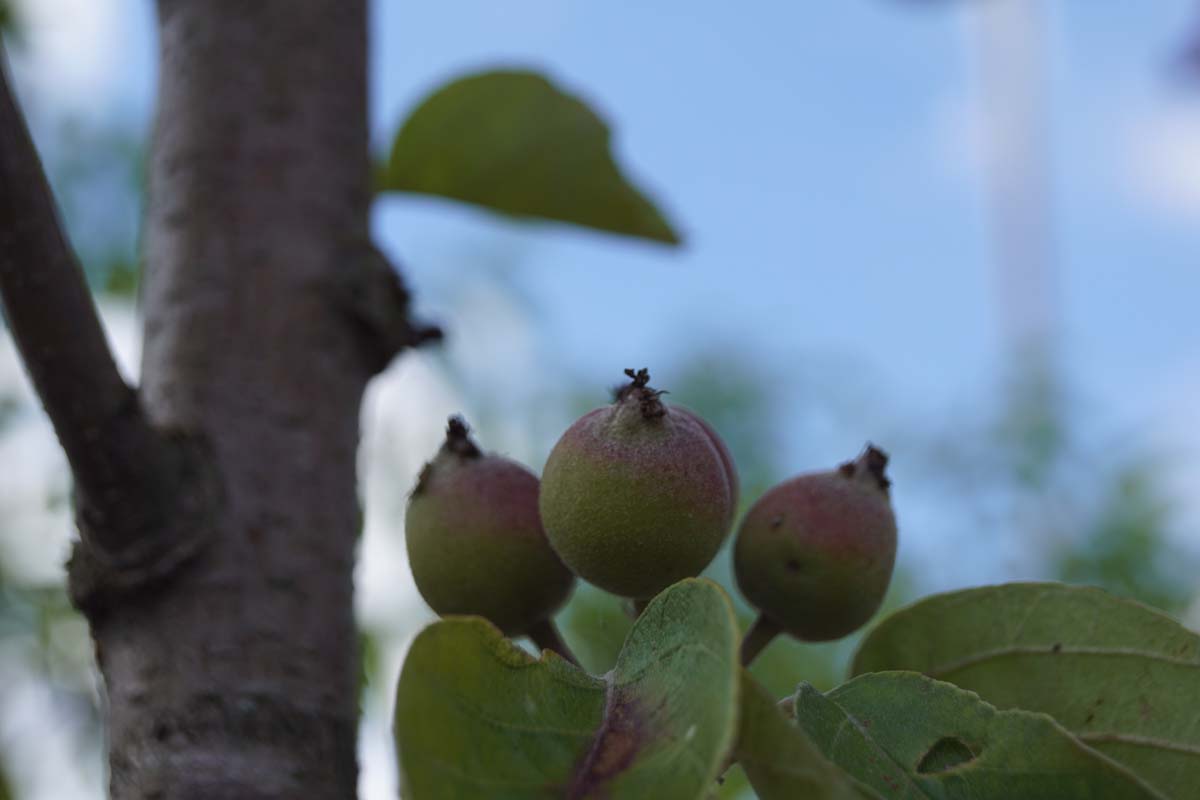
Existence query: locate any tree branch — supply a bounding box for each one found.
[333,240,442,375]
[0,44,198,567]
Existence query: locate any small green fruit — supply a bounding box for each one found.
[406,417,575,636]
[675,405,739,515]
[539,368,735,599]
[734,445,897,642]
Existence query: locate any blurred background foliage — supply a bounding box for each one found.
[3,1,1200,798]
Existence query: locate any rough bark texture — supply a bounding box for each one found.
[0,46,188,567]
[92,1,372,796]
[0,1,439,794]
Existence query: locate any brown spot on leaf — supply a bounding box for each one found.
[590,730,636,778]
[1051,642,1062,654]
[568,688,646,799]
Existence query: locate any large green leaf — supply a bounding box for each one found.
[734,671,881,800]
[793,672,1166,799]
[382,70,681,244]
[850,583,1200,799]
[394,578,739,799]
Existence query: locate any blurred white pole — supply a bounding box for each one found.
[966,0,1059,366]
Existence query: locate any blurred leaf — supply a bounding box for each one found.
[382,70,681,244]
[734,671,880,800]
[557,584,633,675]
[793,672,1165,799]
[0,0,20,39]
[852,583,1200,799]
[394,578,739,799]
[994,357,1066,488]
[1054,467,1191,614]
[665,355,783,500]
[101,258,140,297]
[714,764,752,799]
[0,394,16,432]
[357,627,383,714]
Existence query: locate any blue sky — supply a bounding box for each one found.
[368,0,1200,421]
[8,0,1200,566]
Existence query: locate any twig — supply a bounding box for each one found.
[739,613,781,667]
[0,44,184,560]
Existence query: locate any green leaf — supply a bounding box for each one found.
[100,258,140,297]
[734,671,882,800]
[394,578,739,799]
[793,672,1166,799]
[382,70,681,244]
[850,583,1200,799]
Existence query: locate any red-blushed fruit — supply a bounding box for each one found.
[406,417,575,636]
[539,369,735,599]
[674,405,739,516]
[734,445,897,642]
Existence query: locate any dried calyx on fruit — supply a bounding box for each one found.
[539,368,736,600]
[406,417,576,658]
[734,444,897,665]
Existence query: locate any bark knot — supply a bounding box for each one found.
[67,428,221,622]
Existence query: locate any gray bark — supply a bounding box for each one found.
[4,1,438,797]
[0,44,183,565]
[106,1,367,797]
[101,2,371,796]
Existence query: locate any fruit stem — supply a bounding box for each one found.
[527,619,581,667]
[739,613,781,667]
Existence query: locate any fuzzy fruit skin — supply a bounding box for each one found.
[406,429,574,637]
[675,405,739,514]
[539,380,733,600]
[734,450,896,641]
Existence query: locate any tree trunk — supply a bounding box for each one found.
[2,0,437,794]
[90,1,374,796]
[91,3,369,796]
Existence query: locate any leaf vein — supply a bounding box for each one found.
[1079,732,1200,756]
[929,645,1200,679]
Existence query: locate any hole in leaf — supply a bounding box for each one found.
[916,737,976,773]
